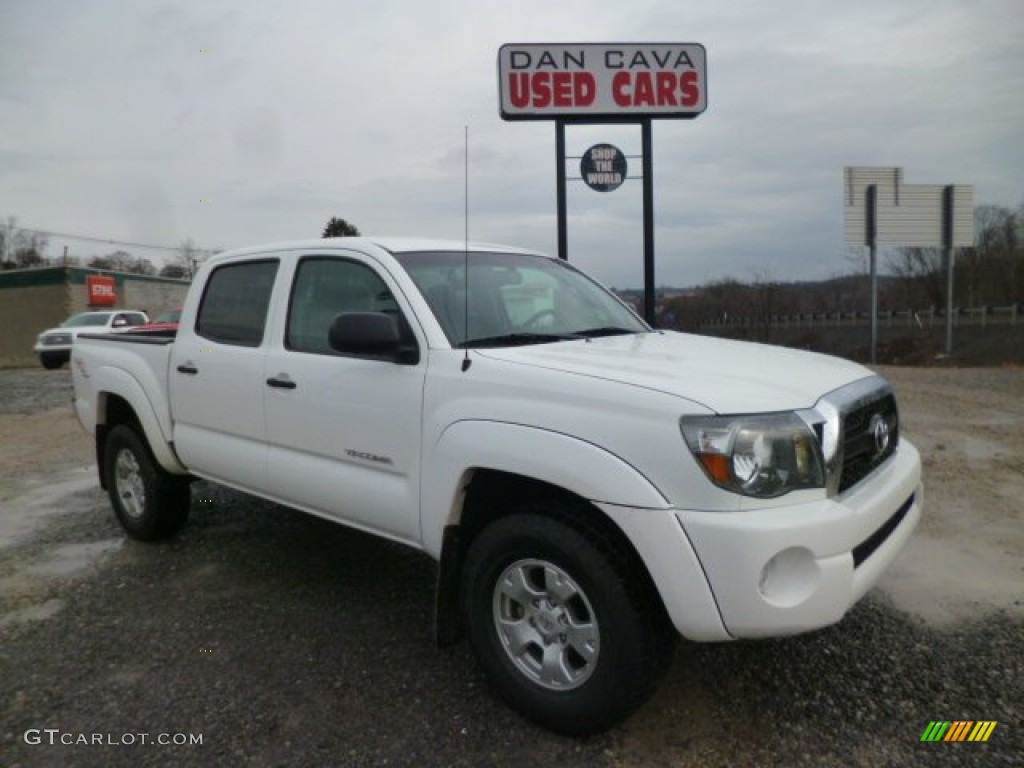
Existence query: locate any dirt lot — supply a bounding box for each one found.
[871,366,1023,625]
[0,366,1021,767]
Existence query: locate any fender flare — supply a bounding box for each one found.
[420,419,669,557]
[93,365,188,475]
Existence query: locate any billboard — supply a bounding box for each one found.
[498,43,707,120]
[843,167,974,247]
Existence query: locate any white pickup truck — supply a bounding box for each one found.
[71,237,922,735]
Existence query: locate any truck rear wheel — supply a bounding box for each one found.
[462,508,672,736]
[104,424,190,541]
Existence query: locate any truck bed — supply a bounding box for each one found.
[72,332,178,449]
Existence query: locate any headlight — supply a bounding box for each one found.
[680,413,825,498]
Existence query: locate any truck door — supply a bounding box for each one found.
[262,253,426,544]
[169,258,280,494]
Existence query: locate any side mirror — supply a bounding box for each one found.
[328,312,418,364]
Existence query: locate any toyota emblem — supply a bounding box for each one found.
[869,413,890,456]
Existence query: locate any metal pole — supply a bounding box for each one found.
[866,184,878,364]
[942,185,955,355]
[555,120,568,261]
[642,118,656,326]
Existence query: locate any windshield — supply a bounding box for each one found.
[392,251,648,347]
[61,312,112,328]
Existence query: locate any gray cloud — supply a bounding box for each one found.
[0,0,1020,287]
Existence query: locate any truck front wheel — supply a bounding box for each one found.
[39,353,64,369]
[462,509,672,736]
[104,424,190,541]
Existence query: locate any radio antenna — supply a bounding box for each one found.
[461,124,472,372]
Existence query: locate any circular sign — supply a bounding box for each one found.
[580,144,627,192]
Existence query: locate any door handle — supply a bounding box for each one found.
[176,363,199,375]
[266,376,297,390]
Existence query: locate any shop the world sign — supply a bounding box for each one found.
[498,43,707,120]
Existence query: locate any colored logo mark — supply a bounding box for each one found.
[920,721,997,742]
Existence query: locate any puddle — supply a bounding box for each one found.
[26,538,123,579]
[0,468,99,548]
[0,597,66,629]
[0,538,123,625]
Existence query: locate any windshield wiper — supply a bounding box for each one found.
[458,333,580,349]
[572,326,641,338]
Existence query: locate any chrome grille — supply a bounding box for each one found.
[805,375,900,497]
[839,391,899,493]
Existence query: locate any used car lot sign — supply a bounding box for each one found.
[498,43,707,120]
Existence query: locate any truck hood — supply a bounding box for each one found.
[475,331,873,414]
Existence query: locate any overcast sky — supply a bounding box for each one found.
[2,0,1021,289]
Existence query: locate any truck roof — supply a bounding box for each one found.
[205,237,544,267]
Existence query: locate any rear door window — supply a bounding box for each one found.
[196,260,279,346]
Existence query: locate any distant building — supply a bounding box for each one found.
[0,266,189,368]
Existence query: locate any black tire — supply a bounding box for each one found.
[104,424,190,541]
[462,507,673,736]
[40,353,64,370]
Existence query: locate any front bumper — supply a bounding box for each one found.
[599,440,921,642]
[33,340,72,354]
[678,440,921,638]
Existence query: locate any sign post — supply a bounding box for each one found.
[642,119,655,325]
[499,43,707,324]
[556,121,568,261]
[866,184,878,364]
[942,185,955,355]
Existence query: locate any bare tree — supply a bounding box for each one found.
[888,247,944,308]
[87,250,155,274]
[971,204,1020,305]
[0,216,49,268]
[843,245,869,276]
[172,237,203,279]
[0,216,17,267]
[159,263,188,279]
[13,231,48,268]
[132,257,158,276]
[730,268,779,339]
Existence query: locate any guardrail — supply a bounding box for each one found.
[692,304,1019,330]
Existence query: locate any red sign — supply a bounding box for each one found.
[498,43,707,120]
[87,275,117,306]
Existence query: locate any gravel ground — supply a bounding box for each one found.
[0,367,1020,767]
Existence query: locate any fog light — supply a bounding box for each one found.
[758,547,820,607]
